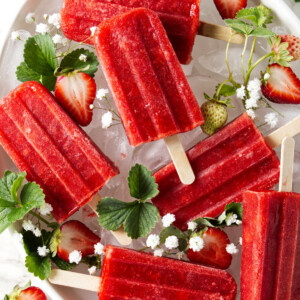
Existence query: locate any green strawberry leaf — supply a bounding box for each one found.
[249,27,275,38]
[25,254,51,280]
[128,164,159,202]
[225,202,243,220]
[16,62,41,82]
[225,19,253,35]
[41,74,57,91]
[215,84,236,98]
[22,229,52,254]
[49,227,61,257]
[235,7,261,26]
[159,225,187,251]
[51,255,76,270]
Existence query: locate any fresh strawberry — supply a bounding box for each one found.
[261,64,300,104]
[57,220,101,262]
[279,35,300,61]
[55,72,96,126]
[187,228,232,269]
[17,287,47,300]
[213,0,247,19]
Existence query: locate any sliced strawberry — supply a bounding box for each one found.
[279,35,300,61]
[55,72,96,126]
[187,228,232,269]
[17,287,47,300]
[57,220,101,262]
[213,0,247,19]
[261,64,300,104]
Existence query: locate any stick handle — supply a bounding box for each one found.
[89,194,132,246]
[279,137,295,192]
[164,135,195,185]
[48,269,98,292]
[265,116,300,149]
[198,21,245,44]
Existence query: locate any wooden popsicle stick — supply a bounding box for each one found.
[164,135,195,185]
[198,21,245,44]
[266,116,300,149]
[279,137,295,192]
[88,194,132,246]
[49,269,98,292]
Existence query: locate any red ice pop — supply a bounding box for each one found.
[49,245,237,299]
[0,82,119,223]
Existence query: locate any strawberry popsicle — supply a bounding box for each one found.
[152,113,280,230]
[0,81,119,223]
[60,0,200,64]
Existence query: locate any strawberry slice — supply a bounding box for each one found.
[279,35,300,61]
[55,72,96,126]
[261,64,300,104]
[187,228,232,269]
[57,220,101,262]
[17,287,46,300]
[213,0,247,19]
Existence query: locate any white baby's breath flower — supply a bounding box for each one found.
[247,78,261,92]
[162,213,175,227]
[187,221,197,231]
[25,13,35,24]
[264,112,278,129]
[236,220,242,225]
[249,89,261,102]
[264,73,270,80]
[245,97,259,109]
[146,234,160,249]
[102,111,113,129]
[52,34,63,44]
[37,246,50,257]
[226,243,239,254]
[90,104,95,110]
[176,251,184,260]
[36,23,50,35]
[246,109,256,120]
[189,236,204,252]
[33,228,42,237]
[62,38,69,46]
[88,266,97,275]
[79,54,87,62]
[96,88,109,100]
[39,203,53,216]
[90,26,97,36]
[48,13,61,28]
[239,237,243,245]
[69,250,82,264]
[226,214,238,226]
[43,14,49,20]
[154,249,164,257]
[94,242,104,255]
[165,235,179,249]
[11,31,20,41]
[236,85,246,99]
[22,219,35,232]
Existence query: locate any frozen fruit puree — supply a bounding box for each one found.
[152,113,280,230]
[60,0,200,64]
[98,245,237,299]
[241,191,300,300]
[94,8,203,147]
[0,82,119,223]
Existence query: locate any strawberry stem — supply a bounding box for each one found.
[241,35,249,82]
[248,37,257,70]
[29,211,51,226]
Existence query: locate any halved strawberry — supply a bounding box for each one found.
[213,0,247,19]
[187,228,232,269]
[279,35,300,61]
[55,72,96,126]
[57,220,101,262]
[261,64,300,104]
[16,287,46,300]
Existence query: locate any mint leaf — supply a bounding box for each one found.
[123,202,159,239]
[16,62,41,82]
[24,34,57,76]
[159,225,187,251]
[225,19,253,35]
[249,27,275,38]
[128,164,159,202]
[59,49,99,77]
[25,254,51,280]
[51,255,76,270]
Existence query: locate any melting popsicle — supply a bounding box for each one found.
[0,81,119,223]
[49,245,237,299]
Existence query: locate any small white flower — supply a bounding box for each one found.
[33,228,42,237]
[245,97,258,109]
[239,237,243,245]
[43,14,49,20]
[69,250,82,264]
[249,89,261,102]
[102,111,113,129]
[146,234,160,249]
[96,88,109,100]
[88,266,97,275]
[22,219,35,232]
[25,13,35,24]
[94,242,104,255]
[154,249,164,257]
[11,31,20,41]
[36,23,50,35]
[162,213,176,227]
[90,104,95,110]
[189,236,204,252]
[187,221,197,231]
[39,203,53,216]
[176,251,184,260]
[264,73,270,80]
[37,246,50,257]
[48,13,61,28]
[226,214,238,226]
[62,38,69,46]
[79,54,87,62]
[236,85,246,99]
[226,243,239,254]
[90,26,97,36]
[236,220,242,225]
[165,235,179,249]
[264,113,278,129]
[247,78,261,92]
[52,34,63,44]
[246,109,256,120]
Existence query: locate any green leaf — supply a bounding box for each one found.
[25,254,51,280]
[22,230,52,254]
[11,173,26,203]
[59,48,99,77]
[49,227,61,257]
[16,62,41,82]
[51,255,76,270]
[225,202,243,220]
[124,202,159,239]
[249,27,275,38]
[41,75,57,91]
[216,84,236,97]
[236,7,261,26]
[159,225,187,251]
[128,164,159,202]
[24,34,57,76]
[225,19,253,35]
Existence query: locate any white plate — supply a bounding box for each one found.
[0,0,300,299]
